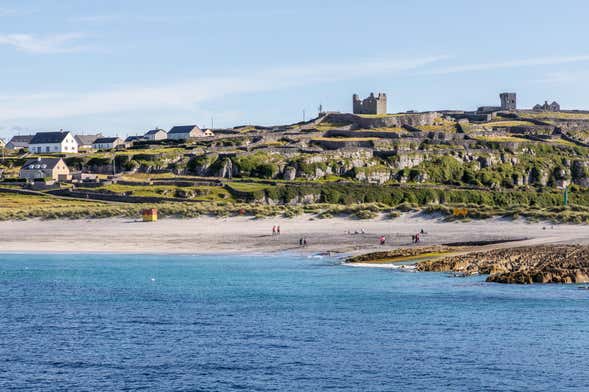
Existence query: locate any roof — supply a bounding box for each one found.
[125,136,144,142]
[94,137,122,144]
[8,135,34,144]
[145,128,166,135]
[30,131,71,144]
[22,157,64,170]
[168,125,201,134]
[75,133,102,146]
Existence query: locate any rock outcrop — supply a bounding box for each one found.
[417,245,589,284]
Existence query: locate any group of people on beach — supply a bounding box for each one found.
[299,237,308,247]
[346,228,367,235]
[411,229,426,244]
[271,225,281,237]
[377,229,426,246]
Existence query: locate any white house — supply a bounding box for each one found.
[29,131,78,154]
[167,125,204,140]
[92,137,124,150]
[144,128,167,141]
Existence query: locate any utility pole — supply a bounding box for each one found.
[211,116,214,130]
[303,110,306,122]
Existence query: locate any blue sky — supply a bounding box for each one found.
[0,0,588,137]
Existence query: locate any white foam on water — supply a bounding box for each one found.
[342,263,417,270]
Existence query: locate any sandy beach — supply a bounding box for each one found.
[1,213,588,256]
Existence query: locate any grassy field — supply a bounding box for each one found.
[79,183,233,202]
[475,136,531,143]
[311,136,378,142]
[484,121,536,127]
[522,112,589,120]
[417,125,457,133]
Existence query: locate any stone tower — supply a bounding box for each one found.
[353,93,387,115]
[500,92,517,111]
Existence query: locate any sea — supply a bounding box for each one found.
[0,253,587,391]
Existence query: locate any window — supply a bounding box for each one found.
[46,147,50,153]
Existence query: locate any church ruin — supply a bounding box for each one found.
[533,101,561,112]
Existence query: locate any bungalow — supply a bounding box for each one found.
[6,135,34,150]
[0,139,5,149]
[29,131,78,154]
[202,129,215,137]
[20,157,71,181]
[125,135,144,144]
[167,125,204,140]
[144,128,167,141]
[75,133,103,149]
[92,137,125,150]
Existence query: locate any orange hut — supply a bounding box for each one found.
[142,208,158,222]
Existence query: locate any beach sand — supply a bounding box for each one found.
[1,213,588,256]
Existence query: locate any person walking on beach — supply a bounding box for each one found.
[272,226,276,237]
[415,233,420,243]
[303,238,307,247]
[380,236,386,246]
[299,238,303,247]
[277,225,281,236]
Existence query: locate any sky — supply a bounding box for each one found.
[0,0,588,137]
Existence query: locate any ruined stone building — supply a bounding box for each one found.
[500,92,517,111]
[478,92,517,114]
[533,101,560,112]
[353,93,387,115]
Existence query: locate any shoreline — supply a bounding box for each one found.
[0,213,587,256]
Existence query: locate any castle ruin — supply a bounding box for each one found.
[500,92,517,111]
[353,93,387,115]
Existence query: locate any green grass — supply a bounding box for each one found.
[311,136,378,142]
[522,112,589,120]
[484,121,536,127]
[226,182,271,192]
[475,136,530,143]
[417,125,456,133]
[82,183,233,202]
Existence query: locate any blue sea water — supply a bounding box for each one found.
[0,253,588,391]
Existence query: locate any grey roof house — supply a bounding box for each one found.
[75,133,103,148]
[144,128,167,141]
[6,135,34,150]
[19,157,71,181]
[125,135,144,143]
[167,125,204,140]
[92,137,124,150]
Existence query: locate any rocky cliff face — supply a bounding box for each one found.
[324,112,440,129]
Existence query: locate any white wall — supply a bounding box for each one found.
[29,134,78,154]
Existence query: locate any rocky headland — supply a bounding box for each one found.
[416,244,589,284]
